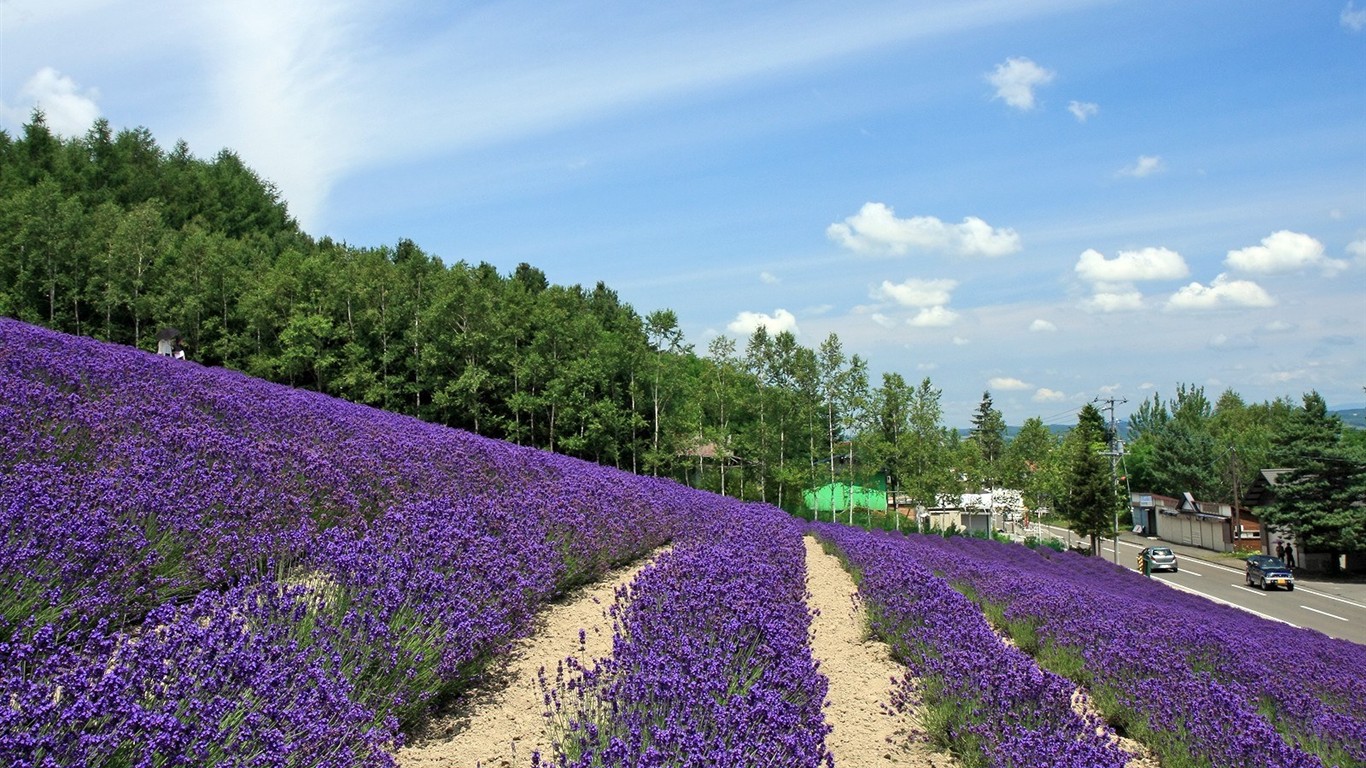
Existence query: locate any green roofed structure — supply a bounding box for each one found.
[803,480,887,513]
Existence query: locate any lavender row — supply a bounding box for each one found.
[538,504,833,768]
[1,319,697,765]
[901,534,1363,767]
[810,523,1130,768]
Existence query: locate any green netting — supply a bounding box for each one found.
[802,481,887,512]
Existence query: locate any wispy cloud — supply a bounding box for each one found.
[987,56,1054,110]
[1119,154,1165,177]
[989,377,1031,390]
[1033,387,1066,402]
[1067,100,1099,122]
[828,203,1021,257]
[873,278,958,307]
[194,0,372,230]
[1343,2,1366,31]
[1029,319,1057,332]
[910,306,960,327]
[1083,289,1144,313]
[1,67,101,136]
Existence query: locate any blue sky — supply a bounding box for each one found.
[3,0,1364,426]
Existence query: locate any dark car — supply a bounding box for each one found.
[1246,554,1295,591]
[1137,546,1178,573]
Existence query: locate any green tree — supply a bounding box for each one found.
[743,326,774,503]
[1263,392,1366,568]
[703,335,741,494]
[644,309,688,476]
[904,377,957,511]
[870,372,911,529]
[817,333,846,503]
[1004,416,1057,512]
[840,354,870,525]
[968,390,1006,492]
[1057,403,1121,555]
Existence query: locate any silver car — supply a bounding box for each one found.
[1137,546,1178,573]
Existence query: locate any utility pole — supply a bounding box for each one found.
[1095,395,1128,564]
[1230,445,1241,551]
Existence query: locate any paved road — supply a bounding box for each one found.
[1025,523,1366,645]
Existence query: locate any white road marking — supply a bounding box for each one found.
[1236,585,1265,596]
[1301,606,1349,622]
[1163,581,1297,627]
[1295,590,1366,610]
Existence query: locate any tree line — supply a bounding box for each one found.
[2,112,1361,557]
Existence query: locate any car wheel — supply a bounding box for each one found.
[1172,566,1178,572]
[1287,584,1294,592]
[1260,576,1269,591]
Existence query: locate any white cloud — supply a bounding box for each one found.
[870,313,896,328]
[1084,289,1145,313]
[1209,333,1257,350]
[987,57,1054,110]
[1075,247,1189,283]
[759,271,780,284]
[1033,388,1066,403]
[873,278,957,307]
[1348,239,1366,263]
[1343,2,1366,31]
[1120,155,1165,178]
[728,308,799,335]
[828,202,1021,257]
[1068,100,1099,122]
[4,67,101,137]
[910,306,959,327]
[1029,319,1057,332]
[1225,230,1348,276]
[1166,274,1276,310]
[989,377,1031,390]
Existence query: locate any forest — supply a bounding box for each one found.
[2,111,1362,556]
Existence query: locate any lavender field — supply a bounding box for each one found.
[0,319,734,765]
[812,525,1366,768]
[5,317,1364,768]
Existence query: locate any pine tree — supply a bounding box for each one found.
[1057,403,1121,555]
[1263,392,1366,569]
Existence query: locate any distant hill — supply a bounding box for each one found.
[991,406,1364,439]
[1334,407,1366,430]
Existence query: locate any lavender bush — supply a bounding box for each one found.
[811,523,1131,768]
[900,533,1362,768]
[1,319,695,765]
[538,504,833,768]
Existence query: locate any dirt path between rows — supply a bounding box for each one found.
[396,555,661,768]
[397,539,956,767]
[803,535,958,768]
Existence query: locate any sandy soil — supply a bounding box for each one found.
[803,535,958,768]
[396,536,1039,767]
[396,555,660,768]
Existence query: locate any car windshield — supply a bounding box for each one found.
[1259,557,1286,568]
